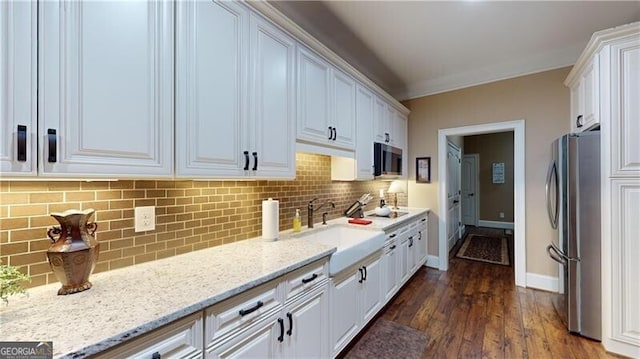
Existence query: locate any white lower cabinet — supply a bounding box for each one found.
[281,285,329,358]
[92,312,204,359]
[382,239,400,303]
[329,253,382,357]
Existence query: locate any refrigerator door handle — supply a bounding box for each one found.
[547,244,567,265]
[545,160,559,229]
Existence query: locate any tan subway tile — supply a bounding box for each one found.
[157,214,176,225]
[185,204,201,212]
[156,248,175,259]
[1,242,28,256]
[96,229,122,242]
[96,210,122,221]
[216,202,230,210]
[97,191,122,200]
[134,234,156,246]
[0,206,7,217]
[109,219,134,230]
[193,242,208,251]
[81,201,110,211]
[65,191,95,201]
[10,228,45,242]
[166,238,185,249]
[185,220,201,229]
[94,261,109,274]
[0,217,29,230]
[10,204,47,217]
[201,203,216,211]
[176,197,193,205]
[185,236,201,245]
[193,226,208,235]
[193,211,210,220]
[122,190,146,199]
[100,249,123,261]
[29,239,50,252]
[26,274,47,288]
[185,189,201,196]
[156,198,175,206]
[109,257,133,270]
[166,222,184,232]
[156,181,177,189]
[80,182,110,191]
[166,206,185,215]
[134,253,156,264]
[167,189,185,197]
[29,262,52,276]
[8,182,46,192]
[126,245,145,257]
[174,181,193,188]
[9,251,47,266]
[134,199,156,207]
[176,245,193,255]
[109,238,133,250]
[30,192,64,204]
[175,229,193,239]
[156,232,176,242]
[146,242,166,252]
[121,228,138,238]
[48,203,81,213]
[110,200,134,210]
[134,181,156,189]
[109,181,135,190]
[0,193,29,205]
[146,190,166,198]
[176,213,193,222]
[0,182,8,192]
[223,195,236,202]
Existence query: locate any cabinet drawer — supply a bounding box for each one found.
[283,259,328,301]
[92,312,203,359]
[205,280,281,344]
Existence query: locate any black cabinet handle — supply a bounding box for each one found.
[389,245,396,250]
[363,265,367,281]
[243,151,249,170]
[17,125,27,162]
[277,318,284,342]
[151,352,161,359]
[418,232,422,241]
[301,273,318,284]
[421,218,426,222]
[286,312,293,336]
[332,127,337,141]
[239,301,263,316]
[47,129,57,163]
[576,115,583,128]
[453,200,459,204]
[358,267,364,283]
[408,236,414,248]
[389,234,396,238]
[252,152,258,171]
[385,133,390,143]
[328,126,333,140]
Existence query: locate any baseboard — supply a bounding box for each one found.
[477,220,514,230]
[425,255,439,269]
[526,272,559,292]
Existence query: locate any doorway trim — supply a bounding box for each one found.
[438,119,526,287]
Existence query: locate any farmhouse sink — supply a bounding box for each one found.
[297,225,385,275]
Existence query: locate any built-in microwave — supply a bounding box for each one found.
[374,142,402,178]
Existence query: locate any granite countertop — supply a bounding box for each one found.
[0,208,428,358]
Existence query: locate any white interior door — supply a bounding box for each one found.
[462,154,479,226]
[446,141,462,250]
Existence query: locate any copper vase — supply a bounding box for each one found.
[46,208,100,295]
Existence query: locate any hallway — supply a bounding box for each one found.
[343,232,623,358]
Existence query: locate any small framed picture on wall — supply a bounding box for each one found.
[416,157,431,183]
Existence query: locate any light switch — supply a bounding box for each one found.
[134,206,155,232]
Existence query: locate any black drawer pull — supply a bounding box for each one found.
[151,352,161,359]
[332,127,337,141]
[301,273,318,284]
[363,265,367,281]
[243,151,249,170]
[389,234,396,238]
[358,267,364,283]
[47,129,57,163]
[239,301,263,316]
[418,232,422,240]
[576,115,583,128]
[328,126,333,140]
[421,218,426,222]
[252,151,258,171]
[389,245,396,250]
[409,237,413,248]
[277,318,284,342]
[17,125,27,162]
[286,312,293,336]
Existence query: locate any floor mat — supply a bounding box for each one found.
[455,234,510,266]
[343,318,427,359]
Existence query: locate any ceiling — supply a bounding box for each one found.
[270,1,640,100]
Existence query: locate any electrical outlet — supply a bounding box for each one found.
[135,206,155,232]
[499,212,505,219]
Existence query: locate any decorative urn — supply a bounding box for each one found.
[46,208,100,295]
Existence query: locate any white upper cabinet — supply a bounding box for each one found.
[355,85,375,180]
[374,97,406,149]
[247,13,296,178]
[297,46,356,150]
[176,1,295,179]
[0,1,37,175]
[568,56,600,132]
[38,1,174,177]
[176,1,248,178]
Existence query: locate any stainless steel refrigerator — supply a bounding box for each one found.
[545,131,601,341]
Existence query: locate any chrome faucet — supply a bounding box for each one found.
[307,198,335,228]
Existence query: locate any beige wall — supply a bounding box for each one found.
[464,132,514,222]
[404,67,571,277]
[0,153,406,289]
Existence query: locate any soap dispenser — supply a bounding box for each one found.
[293,209,302,232]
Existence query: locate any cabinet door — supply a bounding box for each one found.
[331,69,356,149]
[373,96,389,143]
[176,0,248,178]
[382,244,400,302]
[297,47,331,144]
[355,85,374,180]
[283,286,329,359]
[416,217,428,266]
[608,38,640,177]
[39,1,173,177]
[579,56,600,131]
[361,256,383,326]
[249,14,296,178]
[398,235,410,285]
[0,1,37,175]
[207,314,279,359]
[329,272,359,356]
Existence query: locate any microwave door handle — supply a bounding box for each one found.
[545,161,559,229]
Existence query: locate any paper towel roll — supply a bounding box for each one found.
[262,198,279,241]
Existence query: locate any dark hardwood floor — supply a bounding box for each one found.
[343,228,625,359]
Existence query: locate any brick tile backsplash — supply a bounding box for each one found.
[0,153,407,289]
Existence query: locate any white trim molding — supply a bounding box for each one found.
[438,119,526,287]
[478,220,514,230]
[526,272,559,292]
